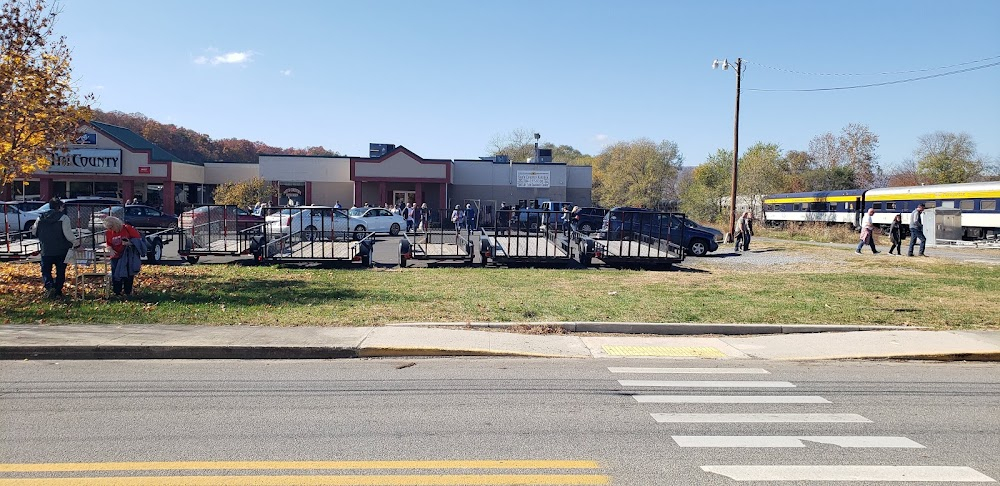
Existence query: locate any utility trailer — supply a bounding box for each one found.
[398,209,476,266]
[577,209,686,269]
[176,205,266,263]
[479,209,575,266]
[0,233,39,261]
[251,206,375,266]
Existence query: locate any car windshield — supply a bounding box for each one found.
[349,208,366,217]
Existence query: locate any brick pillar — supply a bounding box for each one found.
[378,181,387,206]
[415,182,423,205]
[122,179,135,203]
[354,182,363,207]
[40,177,53,200]
[163,181,175,215]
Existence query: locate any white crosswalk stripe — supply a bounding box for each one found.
[609,367,770,374]
[652,413,871,423]
[615,366,994,482]
[673,435,924,448]
[619,380,795,388]
[635,394,829,403]
[701,465,997,482]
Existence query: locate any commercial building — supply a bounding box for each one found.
[7,123,593,214]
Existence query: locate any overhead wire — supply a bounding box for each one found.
[747,54,1000,77]
[745,60,1000,92]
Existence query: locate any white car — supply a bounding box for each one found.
[267,206,355,240]
[1,202,40,234]
[349,207,405,236]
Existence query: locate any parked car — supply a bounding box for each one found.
[684,219,724,243]
[600,207,720,256]
[539,201,574,229]
[34,197,121,229]
[178,205,265,232]
[267,206,353,240]
[91,205,177,230]
[0,201,40,234]
[348,207,405,236]
[571,206,608,233]
[10,200,45,212]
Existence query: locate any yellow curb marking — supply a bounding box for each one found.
[603,345,726,357]
[0,460,600,473]
[0,475,610,486]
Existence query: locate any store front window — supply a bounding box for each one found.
[279,182,305,206]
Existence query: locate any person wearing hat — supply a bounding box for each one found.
[465,203,477,231]
[908,203,928,257]
[32,197,79,299]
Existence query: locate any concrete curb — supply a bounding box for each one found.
[0,346,359,360]
[385,322,921,335]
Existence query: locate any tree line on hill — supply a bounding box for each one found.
[91,109,339,163]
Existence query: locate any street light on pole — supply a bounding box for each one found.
[712,57,742,242]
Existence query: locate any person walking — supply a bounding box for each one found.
[855,207,880,255]
[888,214,903,255]
[405,203,416,232]
[908,203,928,257]
[451,205,464,231]
[734,211,753,252]
[32,198,78,299]
[104,216,143,297]
[465,203,477,231]
[419,203,430,232]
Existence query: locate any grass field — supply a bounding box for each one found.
[1,242,997,328]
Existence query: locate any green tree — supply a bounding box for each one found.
[212,177,274,209]
[738,142,783,211]
[806,124,881,189]
[0,0,92,184]
[678,149,731,222]
[592,138,683,208]
[914,131,985,184]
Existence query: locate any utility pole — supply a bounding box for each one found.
[713,57,742,241]
[729,57,742,242]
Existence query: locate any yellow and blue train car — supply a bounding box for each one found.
[763,181,1000,240]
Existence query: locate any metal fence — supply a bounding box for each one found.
[479,209,575,266]
[399,208,476,266]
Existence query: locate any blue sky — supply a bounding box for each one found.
[57,0,999,168]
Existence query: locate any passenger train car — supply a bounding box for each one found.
[763,181,1000,240]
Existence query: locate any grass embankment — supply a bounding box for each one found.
[756,222,859,244]
[1,247,997,328]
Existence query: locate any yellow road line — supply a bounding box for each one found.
[0,460,600,473]
[603,345,726,357]
[0,474,611,486]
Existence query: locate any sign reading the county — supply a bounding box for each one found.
[47,149,122,174]
[517,170,551,188]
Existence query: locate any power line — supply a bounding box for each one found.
[747,54,1000,76]
[746,61,1000,92]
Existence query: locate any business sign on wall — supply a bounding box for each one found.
[47,149,122,174]
[516,170,550,188]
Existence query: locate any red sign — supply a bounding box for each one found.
[138,166,151,174]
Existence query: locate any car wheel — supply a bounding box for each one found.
[580,223,592,233]
[689,238,708,257]
[24,220,35,233]
[186,255,200,264]
[304,225,319,241]
[354,225,366,240]
[389,223,400,236]
[147,238,163,264]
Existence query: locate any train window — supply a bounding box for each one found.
[830,203,838,211]
[941,200,955,208]
[960,200,975,211]
[982,200,997,211]
[926,201,937,208]
[809,202,825,211]
[846,203,854,210]
[873,202,882,210]
[886,202,896,210]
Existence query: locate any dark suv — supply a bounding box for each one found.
[600,207,720,256]
[571,207,607,233]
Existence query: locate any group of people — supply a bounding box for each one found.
[397,202,430,232]
[734,211,754,253]
[450,204,477,231]
[33,197,145,299]
[856,203,928,257]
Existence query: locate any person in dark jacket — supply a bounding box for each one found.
[888,214,903,255]
[32,198,77,299]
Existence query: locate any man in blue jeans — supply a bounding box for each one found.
[908,203,927,257]
[32,198,78,299]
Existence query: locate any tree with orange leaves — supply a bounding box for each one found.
[0,0,92,185]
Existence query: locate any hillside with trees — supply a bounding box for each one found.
[91,110,339,163]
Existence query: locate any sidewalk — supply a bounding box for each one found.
[1,323,998,361]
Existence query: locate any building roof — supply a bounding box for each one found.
[89,121,190,164]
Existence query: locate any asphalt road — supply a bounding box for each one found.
[2,359,998,485]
